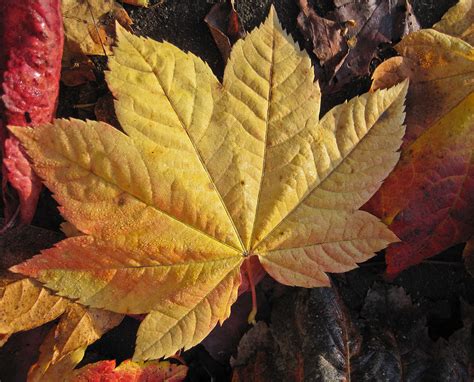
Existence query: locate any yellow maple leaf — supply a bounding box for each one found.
[9,7,407,360]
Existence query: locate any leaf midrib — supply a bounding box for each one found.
[249,20,276,249]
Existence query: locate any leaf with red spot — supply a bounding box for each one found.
[0,0,63,226]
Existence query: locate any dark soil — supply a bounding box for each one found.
[1,1,470,381]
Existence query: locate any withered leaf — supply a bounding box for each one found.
[205,0,246,62]
[297,0,420,92]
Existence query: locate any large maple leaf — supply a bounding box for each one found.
[364,0,474,278]
[9,8,407,360]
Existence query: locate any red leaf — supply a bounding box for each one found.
[0,0,63,226]
[71,359,187,382]
[364,93,474,278]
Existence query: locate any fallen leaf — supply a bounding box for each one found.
[297,0,419,92]
[296,0,349,77]
[70,359,187,382]
[232,286,361,382]
[433,0,474,45]
[205,0,246,62]
[62,0,133,57]
[0,275,69,340]
[61,53,97,87]
[0,0,63,225]
[364,11,474,277]
[232,285,473,381]
[122,0,149,7]
[10,7,407,360]
[30,340,87,382]
[0,222,123,377]
[29,304,123,381]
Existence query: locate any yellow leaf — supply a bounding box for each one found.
[433,0,474,45]
[371,28,474,147]
[0,275,68,339]
[62,0,132,57]
[122,0,149,6]
[28,305,123,381]
[10,7,407,360]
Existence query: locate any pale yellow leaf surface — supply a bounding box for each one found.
[62,0,132,57]
[29,304,123,381]
[0,275,68,339]
[29,341,86,382]
[10,7,406,360]
[433,0,474,45]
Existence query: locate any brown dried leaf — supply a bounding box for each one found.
[205,0,246,62]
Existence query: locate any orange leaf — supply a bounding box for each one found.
[70,359,187,382]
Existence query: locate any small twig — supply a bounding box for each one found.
[73,103,96,109]
[245,258,258,324]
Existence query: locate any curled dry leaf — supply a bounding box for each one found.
[205,0,246,62]
[296,0,419,91]
[69,359,187,382]
[9,8,407,360]
[0,0,63,225]
[297,0,349,76]
[364,1,474,277]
